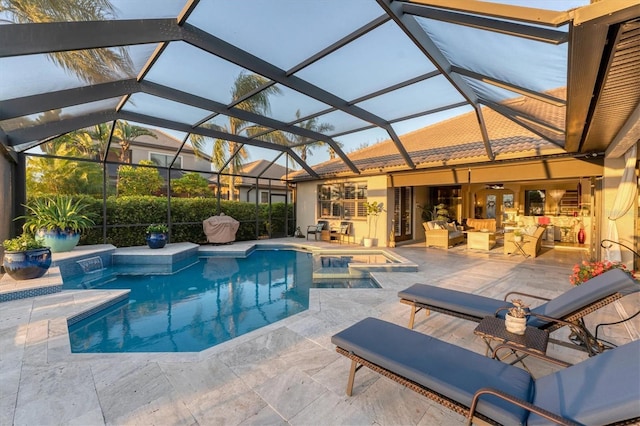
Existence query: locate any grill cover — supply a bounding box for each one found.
[203,214,239,244]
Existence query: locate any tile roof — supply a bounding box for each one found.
[289,103,564,180]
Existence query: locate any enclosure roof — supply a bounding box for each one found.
[1,0,639,180]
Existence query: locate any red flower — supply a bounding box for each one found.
[570,261,638,285]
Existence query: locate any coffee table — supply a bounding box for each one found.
[465,230,496,250]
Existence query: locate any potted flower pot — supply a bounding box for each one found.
[17,196,96,253]
[513,231,523,243]
[2,234,52,280]
[36,228,81,253]
[505,313,527,335]
[505,299,528,335]
[146,224,168,249]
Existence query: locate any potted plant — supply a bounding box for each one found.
[504,299,528,335]
[434,203,449,221]
[2,233,52,280]
[513,229,523,242]
[18,195,96,253]
[146,224,168,249]
[363,201,383,247]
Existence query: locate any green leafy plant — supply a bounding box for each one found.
[365,201,384,239]
[18,195,97,234]
[146,224,168,234]
[2,233,46,252]
[513,229,523,237]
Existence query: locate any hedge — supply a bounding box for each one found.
[25,195,295,248]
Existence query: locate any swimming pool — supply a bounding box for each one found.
[66,249,379,353]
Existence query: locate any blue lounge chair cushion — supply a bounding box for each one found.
[529,339,640,425]
[528,268,639,327]
[331,317,533,425]
[398,284,508,320]
[399,269,638,329]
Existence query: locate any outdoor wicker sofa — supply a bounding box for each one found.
[423,220,464,249]
[398,268,639,356]
[332,317,640,426]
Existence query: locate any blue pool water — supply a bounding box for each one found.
[66,249,377,353]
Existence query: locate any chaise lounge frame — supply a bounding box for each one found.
[332,317,640,426]
[335,346,574,426]
[399,269,638,356]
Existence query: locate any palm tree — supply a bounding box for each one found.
[88,122,116,161]
[1,0,134,83]
[290,109,335,163]
[191,71,281,201]
[113,121,157,164]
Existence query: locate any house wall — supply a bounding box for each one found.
[297,154,638,254]
[131,147,212,172]
[241,186,290,204]
[296,174,388,246]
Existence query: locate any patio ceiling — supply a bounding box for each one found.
[0,0,638,178]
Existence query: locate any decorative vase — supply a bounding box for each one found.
[513,235,522,243]
[363,238,373,248]
[37,228,80,253]
[504,314,527,335]
[577,228,586,244]
[146,232,167,249]
[2,248,52,280]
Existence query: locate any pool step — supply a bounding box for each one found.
[0,266,63,302]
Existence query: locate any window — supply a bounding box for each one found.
[149,152,182,169]
[525,190,546,216]
[260,191,269,203]
[318,182,367,219]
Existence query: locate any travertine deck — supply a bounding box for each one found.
[1,239,638,425]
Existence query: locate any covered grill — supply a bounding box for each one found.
[203,214,239,244]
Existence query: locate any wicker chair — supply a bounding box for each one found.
[333,221,354,244]
[398,269,639,356]
[504,225,546,257]
[306,220,329,240]
[332,317,640,426]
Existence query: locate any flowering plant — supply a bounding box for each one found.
[570,260,637,285]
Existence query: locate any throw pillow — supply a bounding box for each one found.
[523,225,538,236]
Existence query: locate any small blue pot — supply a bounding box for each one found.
[3,248,52,280]
[146,232,167,249]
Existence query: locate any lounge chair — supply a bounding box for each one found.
[332,317,640,426]
[398,269,639,355]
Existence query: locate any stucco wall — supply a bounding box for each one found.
[296,174,389,246]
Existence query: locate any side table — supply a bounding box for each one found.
[474,316,549,372]
[510,239,530,258]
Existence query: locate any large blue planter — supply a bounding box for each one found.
[36,228,80,253]
[3,248,52,280]
[146,232,167,249]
